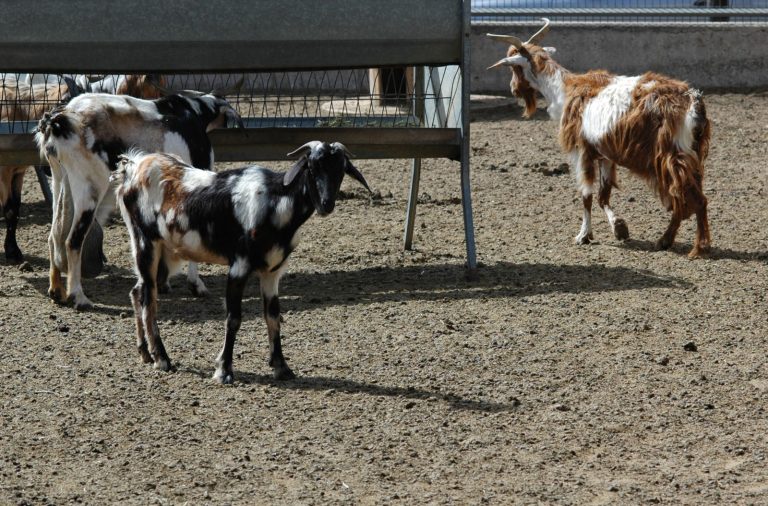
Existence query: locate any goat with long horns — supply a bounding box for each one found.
[487,19,712,258]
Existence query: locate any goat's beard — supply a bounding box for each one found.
[511,67,538,118]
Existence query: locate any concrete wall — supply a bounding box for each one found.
[471,23,768,93]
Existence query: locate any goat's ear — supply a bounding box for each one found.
[284,157,308,186]
[223,104,244,129]
[344,159,371,193]
[61,76,81,99]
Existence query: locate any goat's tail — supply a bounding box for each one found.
[690,90,711,166]
[654,90,709,217]
[110,147,146,186]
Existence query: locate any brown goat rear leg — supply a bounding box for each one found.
[597,161,629,241]
[657,213,682,251]
[48,264,65,303]
[137,241,172,371]
[689,203,711,259]
[574,194,594,245]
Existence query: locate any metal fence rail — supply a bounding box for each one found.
[471,1,768,25]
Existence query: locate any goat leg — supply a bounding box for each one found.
[3,170,24,263]
[261,271,295,381]
[213,271,248,384]
[130,284,153,364]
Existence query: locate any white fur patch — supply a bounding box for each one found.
[69,94,161,123]
[231,168,269,232]
[163,132,193,169]
[272,197,293,228]
[182,230,203,250]
[581,75,642,145]
[180,166,216,192]
[676,99,698,157]
[84,128,96,150]
[177,213,190,230]
[230,256,250,278]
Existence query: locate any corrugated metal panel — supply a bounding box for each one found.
[0,0,463,72]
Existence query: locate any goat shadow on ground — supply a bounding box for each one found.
[19,260,690,320]
[17,259,692,320]
[617,239,767,263]
[180,366,517,414]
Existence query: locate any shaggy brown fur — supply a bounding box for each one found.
[496,40,711,257]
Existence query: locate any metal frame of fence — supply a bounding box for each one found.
[0,0,477,270]
[471,0,768,25]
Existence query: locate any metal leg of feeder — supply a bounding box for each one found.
[459,149,477,272]
[403,157,421,250]
[460,0,477,273]
[35,166,53,206]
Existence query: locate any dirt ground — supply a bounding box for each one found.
[1,91,767,505]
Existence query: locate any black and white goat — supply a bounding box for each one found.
[115,141,371,384]
[35,84,243,309]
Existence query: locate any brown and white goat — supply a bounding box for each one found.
[487,19,712,258]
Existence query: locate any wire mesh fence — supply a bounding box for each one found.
[0,68,463,136]
[471,0,768,25]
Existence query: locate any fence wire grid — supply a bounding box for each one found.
[471,0,768,25]
[0,68,462,135]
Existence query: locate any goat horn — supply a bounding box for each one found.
[286,140,322,158]
[486,34,524,50]
[331,142,355,158]
[526,18,551,45]
[210,76,245,97]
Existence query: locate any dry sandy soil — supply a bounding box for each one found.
[1,92,767,505]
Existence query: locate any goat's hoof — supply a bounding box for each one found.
[188,281,209,298]
[68,293,94,311]
[4,247,24,264]
[655,238,673,251]
[688,246,710,259]
[273,366,296,381]
[138,346,153,364]
[574,233,593,245]
[48,287,65,303]
[613,219,630,241]
[213,369,234,384]
[153,357,173,372]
